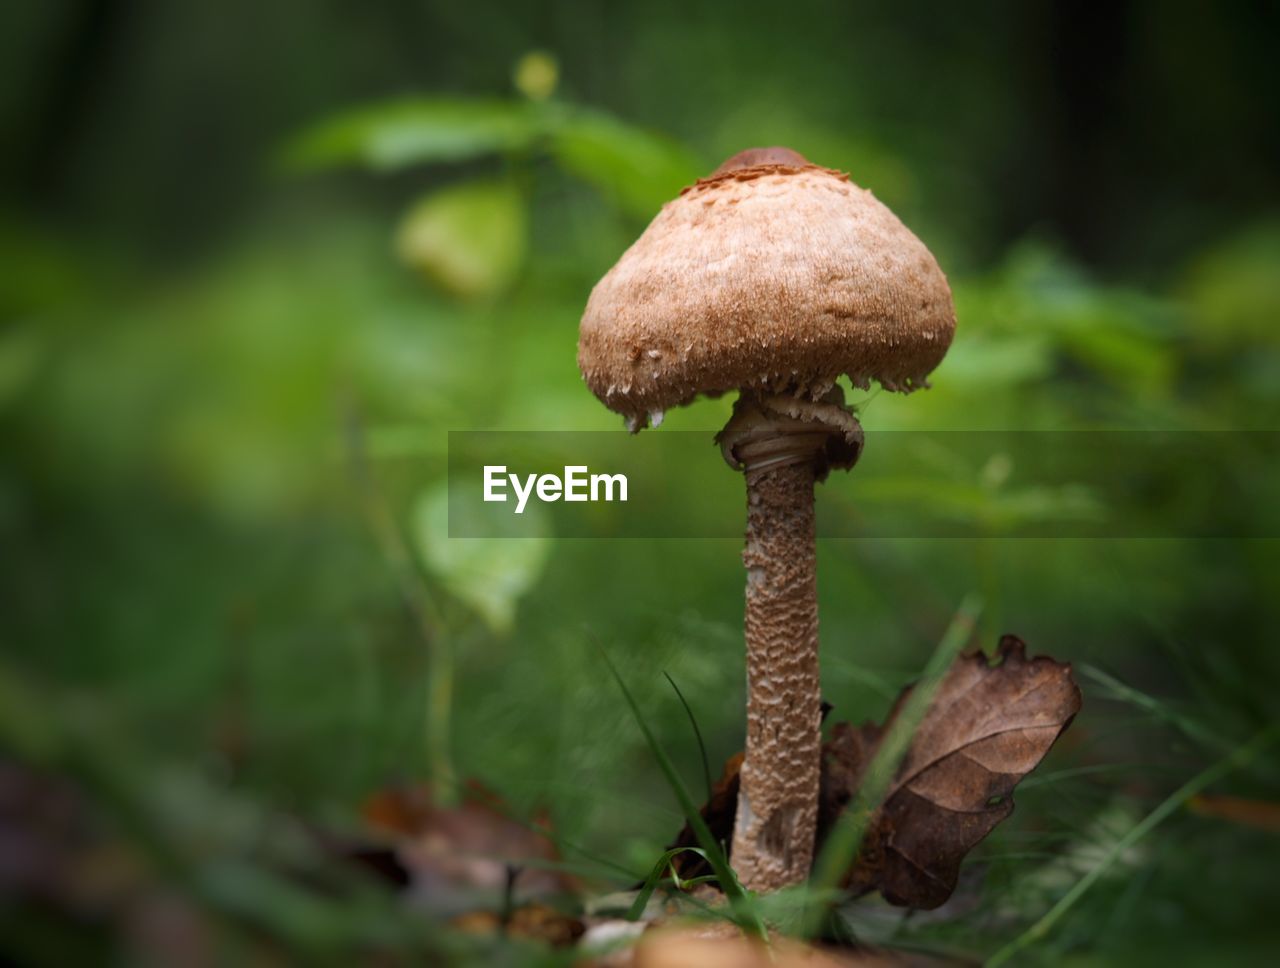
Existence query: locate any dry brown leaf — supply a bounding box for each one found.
[665,636,1081,911]
[1188,793,1280,833]
[666,753,741,881]
[451,902,585,945]
[821,635,1081,908]
[360,781,574,911]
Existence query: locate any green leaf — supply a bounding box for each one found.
[282,98,543,172]
[0,325,43,410]
[1056,320,1174,396]
[395,179,528,298]
[411,483,549,634]
[1183,223,1280,344]
[282,96,703,222]
[551,111,701,219]
[932,334,1054,388]
[853,475,1106,534]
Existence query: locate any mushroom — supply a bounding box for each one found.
[577,147,956,892]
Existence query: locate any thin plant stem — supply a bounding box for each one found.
[425,629,457,801]
[342,395,456,803]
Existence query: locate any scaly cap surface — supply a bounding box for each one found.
[578,147,955,427]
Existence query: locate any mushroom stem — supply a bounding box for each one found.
[719,392,861,893]
[732,463,820,891]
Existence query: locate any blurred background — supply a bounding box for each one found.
[3,1,1279,964]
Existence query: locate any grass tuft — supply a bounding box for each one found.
[595,641,768,940]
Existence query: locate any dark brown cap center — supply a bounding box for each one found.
[712,146,811,175]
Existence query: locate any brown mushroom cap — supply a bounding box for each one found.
[577,148,956,427]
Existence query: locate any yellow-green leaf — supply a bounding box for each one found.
[412,483,550,635]
[395,180,528,299]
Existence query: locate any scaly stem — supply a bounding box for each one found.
[730,460,822,892]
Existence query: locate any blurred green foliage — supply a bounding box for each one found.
[2,1,1279,964]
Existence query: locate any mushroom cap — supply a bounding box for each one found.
[577,147,956,426]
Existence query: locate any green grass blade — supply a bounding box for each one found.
[805,594,983,935]
[986,722,1280,967]
[596,645,768,940]
[663,670,714,802]
[1080,662,1230,753]
[628,846,710,920]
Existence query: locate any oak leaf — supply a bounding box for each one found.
[820,635,1082,908]
[666,636,1081,911]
